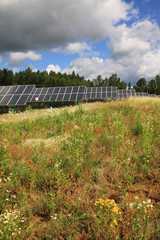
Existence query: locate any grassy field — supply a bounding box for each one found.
[0,98,160,239]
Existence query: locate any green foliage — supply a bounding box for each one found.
[134,121,143,136]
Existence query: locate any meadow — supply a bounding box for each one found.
[0,98,160,239]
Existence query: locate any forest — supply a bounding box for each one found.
[0,67,160,94]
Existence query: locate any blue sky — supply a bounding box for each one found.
[0,0,160,85]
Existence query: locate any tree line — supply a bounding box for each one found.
[0,67,160,94]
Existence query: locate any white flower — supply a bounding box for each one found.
[147,199,151,203]
[129,203,133,208]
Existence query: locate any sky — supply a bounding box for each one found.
[0,0,160,85]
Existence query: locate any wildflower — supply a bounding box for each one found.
[134,196,139,200]
[48,159,51,162]
[86,173,89,177]
[29,160,33,163]
[94,198,121,227]
[97,134,100,137]
[153,161,156,165]
[56,148,58,151]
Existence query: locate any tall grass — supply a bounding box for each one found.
[0,99,160,239]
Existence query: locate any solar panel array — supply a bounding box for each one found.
[85,86,117,100]
[0,85,158,106]
[27,86,86,103]
[117,89,136,99]
[135,92,147,97]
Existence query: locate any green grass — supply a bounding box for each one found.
[0,99,160,239]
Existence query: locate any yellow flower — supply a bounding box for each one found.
[94,198,122,226]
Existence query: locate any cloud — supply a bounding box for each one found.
[46,64,61,73]
[52,42,99,57]
[53,42,91,55]
[12,67,18,74]
[0,0,135,54]
[7,51,42,66]
[63,19,160,84]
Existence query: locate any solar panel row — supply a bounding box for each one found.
[0,85,157,106]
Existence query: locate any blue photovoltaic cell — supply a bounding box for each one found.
[43,95,51,102]
[35,88,42,94]
[0,86,11,94]
[97,93,101,98]
[57,94,63,101]
[23,85,35,94]
[102,92,106,98]
[37,95,45,102]
[0,95,4,102]
[66,87,72,93]
[87,88,92,93]
[15,85,26,94]
[78,93,84,100]
[41,88,48,94]
[52,95,57,101]
[63,94,70,101]
[86,93,91,99]
[72,86,78,93]
[59,87,66,93]
[79,86,86,92]
[8,95,16,105]
[16,95,29,105]
[70,94,77,101]
[0,86,4,93]
[47,88,54,94]
[0,95,13,106]
[92,87,97,92]
[107,92,112,98]
[91,92,96,99]
[53,88,60,93]
[7,86,18,94]
[97,88,101,93]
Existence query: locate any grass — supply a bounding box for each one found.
[0,98,160,239]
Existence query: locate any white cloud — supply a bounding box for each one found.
[7,51,42,66]
[64,19,160,84]
[46,64,61,73]
[12,67,18,74]
[53,42,91,55]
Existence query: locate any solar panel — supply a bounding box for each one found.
[0,85,36,106]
